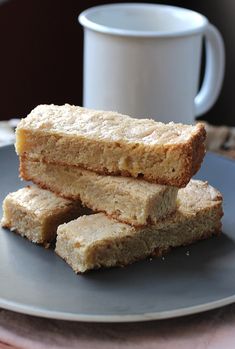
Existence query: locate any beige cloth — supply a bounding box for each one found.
[202,122,235,159]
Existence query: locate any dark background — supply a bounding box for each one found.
[0,0,233,125]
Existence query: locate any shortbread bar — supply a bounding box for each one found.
[20,157,178,226]
[15,104,206,187]
[55,180,223,273]
[1,186,83,245]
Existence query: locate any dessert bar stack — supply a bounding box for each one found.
[1,104,223,273]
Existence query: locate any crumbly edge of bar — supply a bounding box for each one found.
[1,188,82,245]
[55,202,223,273]
[82,209,223,273]
[1,222,52,247]
[19,172,178,227]
[1,203,82,246]
[16,123,206,188]
[56,226,221,274]
[19,157,178,226]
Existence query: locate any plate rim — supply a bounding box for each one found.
[0,295,235,322]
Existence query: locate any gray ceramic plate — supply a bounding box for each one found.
[0,145,235,322]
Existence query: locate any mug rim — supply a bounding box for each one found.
[78,3,208,38]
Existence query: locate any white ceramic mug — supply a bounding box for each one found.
[79,3,225,124]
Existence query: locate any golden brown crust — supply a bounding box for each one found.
[189,123,207,177]
[17,112,206,188]
[20,127,206,188]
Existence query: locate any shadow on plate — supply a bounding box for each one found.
[84,232,234,282]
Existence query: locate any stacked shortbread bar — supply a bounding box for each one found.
[1,186,84,245]
[1,104,223,272]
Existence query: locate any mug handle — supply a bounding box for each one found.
[194,24,225,117]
